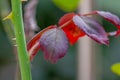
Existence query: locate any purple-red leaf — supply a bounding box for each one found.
[27,25,56,60]
[39,28,69,63]
[73,15,109,45]
[95,11,120,29]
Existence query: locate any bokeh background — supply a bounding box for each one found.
[0,0,120,80]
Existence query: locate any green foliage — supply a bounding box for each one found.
[111,63,120,76]
[52,0,80,12]
[36,0,65,29]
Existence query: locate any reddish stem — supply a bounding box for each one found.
[59,19,73,29]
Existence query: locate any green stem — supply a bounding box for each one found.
[11,0,32,80]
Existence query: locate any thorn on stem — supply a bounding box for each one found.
[3,12,12,20]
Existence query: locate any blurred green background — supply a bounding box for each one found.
[0,0,120,80]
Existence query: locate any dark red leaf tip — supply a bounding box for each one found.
[96,11,120,28]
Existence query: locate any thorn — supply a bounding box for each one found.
[12,38,16,40]
[3,12,12,20]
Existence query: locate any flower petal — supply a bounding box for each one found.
[59,13,85,44]
[39,28,69,63]
[73,15,109,45]
[27,25,56,60]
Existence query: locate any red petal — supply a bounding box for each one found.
[27,25,56,60]
[28,42,40,60]
[59,13,85,44]
[59,13,75,26]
